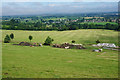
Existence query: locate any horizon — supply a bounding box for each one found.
[1,12,118,17]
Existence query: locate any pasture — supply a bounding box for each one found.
[84,17,104,19]
[2,29,118,78]
[81,22,118,25]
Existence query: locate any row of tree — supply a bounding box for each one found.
[4,33,54,45]
[4,33,14,43]
[2,19,119,31]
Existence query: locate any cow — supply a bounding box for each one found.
[92,49,103,52]
[65,46,70,49]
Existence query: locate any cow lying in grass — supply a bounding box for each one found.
[65,46,70,49]
[92,49,103,52]
[53,43,85,49]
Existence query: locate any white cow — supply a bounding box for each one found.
[93,49,103,52]
[65,46,69,49]
[39,43,43,47]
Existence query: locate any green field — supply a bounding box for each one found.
[81,22,118,25]
[2,29,118,78]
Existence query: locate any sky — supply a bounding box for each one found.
[2,1,119,16]
[2,0,120,2]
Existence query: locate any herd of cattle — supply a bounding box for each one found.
[52,43,85,49]
[13,42,118,52]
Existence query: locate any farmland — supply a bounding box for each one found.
[2,29,118,45]
[2,29,118,78]
[81,22,118,25]
[2,14,119,31]
[1,1,119,79]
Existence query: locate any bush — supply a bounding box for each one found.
[96,40,100,44]
[72,40,75,43]
[29,35,33,42]
[10,33,14,39]
[4,34,11,43]
[52,39,54,42]
[44,36,54,45]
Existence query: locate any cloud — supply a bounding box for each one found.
[48,4,57,7]
[74,0,119,2]
[3,0,31,2]
[2,2,118,16]
[73,0,83,2]
[2,0,120,2]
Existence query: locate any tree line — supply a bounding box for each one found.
[4,33,54,46]
[2,19,119,31]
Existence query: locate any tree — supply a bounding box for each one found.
[4,34,11,43]
[72,40,75,43]
[44,36,54,45]
[52,39,54,42]
[89,23,95,29]
[10,19,16,24]
[105,23,110,29]
[96,40,100,44]
[83,23,89,29]
[29,35,33,42]
[10,33,14,40]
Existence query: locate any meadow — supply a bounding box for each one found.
[2,29,118,78]
[84,17,104,19]
[81,22,118,25]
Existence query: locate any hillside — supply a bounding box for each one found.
[2,29,118,45]
[2,29,118,78]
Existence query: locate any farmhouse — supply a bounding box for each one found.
[93,43,117,48]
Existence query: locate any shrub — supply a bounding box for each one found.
[72,40,75,43]
[4,34,11,43]
[118,41,120,47]
[10,33,14,39]
[29,35,33,42]
[96,40,100,44]
[44,36,54,45]
[52,39,54,42]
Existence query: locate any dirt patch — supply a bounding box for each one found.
[4,73,8,75]
[13,42,43,47]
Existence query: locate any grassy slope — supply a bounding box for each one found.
[2,29,118,45]
[2,29,118,78]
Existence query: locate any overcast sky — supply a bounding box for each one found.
[2,2,118,16]
[2,0,120,2]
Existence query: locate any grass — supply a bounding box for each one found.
[45,18,67,20]
[1,29,118,78]
[81,22,118,25]
[84,17,104,19]
[2,29,118,45]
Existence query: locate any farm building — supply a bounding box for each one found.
[93,43,117,48]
